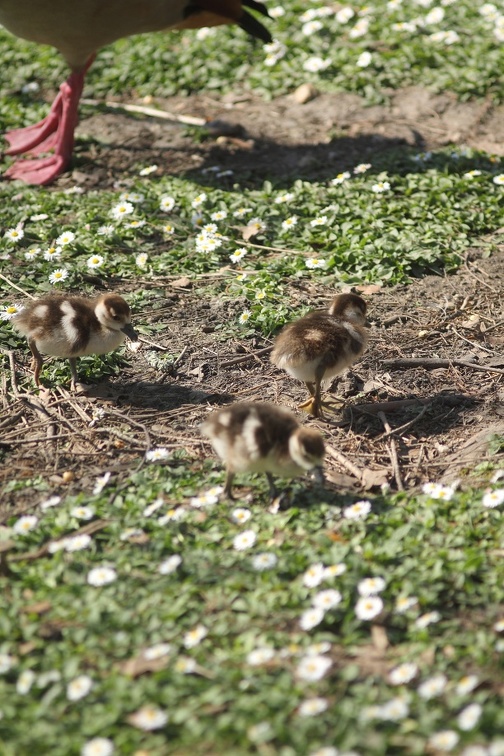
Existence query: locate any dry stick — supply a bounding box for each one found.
[450,327,494,355]
[379,404,428,440]
[378,411,404,491]
[354,398,431,414]
[220,346,273,368]
[80,98,206,126]
[138,335,172,352]
[325,445,364,482]
[9,520,112,562]
[0,273,36,300]
[1,349,19,396]
[383,357,504,376]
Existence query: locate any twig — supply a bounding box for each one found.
[325,445,364,482]
[9,520,112,562]
[0,273,36,299]
[378,412,404,491]
[1,349,19,395]
[450,327,494,354]
[353,398,430,414]
[379,404,428,440]
[138,335,171,352]
[80,98,206,126]
[383,357,504,376]
[220,346,273,367]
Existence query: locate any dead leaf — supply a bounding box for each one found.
[22,601,52,615]
[361,468,389,489]
[171,276,192,289]
[120,652,170,678]
[371,624,389,652]
[354,284,382,295]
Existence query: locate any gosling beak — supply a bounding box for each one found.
[313,466,325,486]
[121,323,139,341]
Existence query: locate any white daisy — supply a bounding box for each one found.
[159,196,175,212]
[129,705,168,731]
[81,737,115,756]
[120,192,144,204]
[231,507,251,524]
[252,552,278,571]
[354,163,371,174]
[299,607,325,631]
[395,595,418,613]
[190,491,219,508]
[174,657,197,674]
[40,495,62,510]
[357,577,386,596]
[306,258,327,269]
[428,731,459,752]
[16,669,36,695]
[191,192,207,208]
[482,489,504,508]
[87,255,104,269]
[379,697,409,720]
[323,563,347,579]
[87,566,117,586]
[303,57,331,73]
[56,230,75,246]
[29,212,47,221]
[296,654,332,681]
[388,662,418,685]
[310,216,328,226]
[143,498,165,517]
[183,624,208,648]
[135,253,148,268]
[422,482,454,500]
[44,246,62,261]
[143,643,172,660]
[458,703,482,731]
[332,171,351,185]
[455,675,479,695]
[274,192,295,204]
[247,647,275,665]
[12,515,38,534]
[464,170,482,179]
[0,654,16,674]
[302,20,323,35]
[93,472,111,495]
[210,210,228,221]
[71,506,94,520]
[65,534,92,552]
[233,530,257,550]
[306,641,331,655]
[4,227,24,242]
[97,224,115,236]
[49,268,69,284]
[158,555,182,575]
[355,595,383,620]
[493,174,504,185]
[24,247,40,260]
[67,674,93,701]
[415,610,441,628]
[371,181,391,193]
[336,7,355,23]
[343,500,371,520]
[281,216,298,231]
[229,248,247,263]
[145,447,169,462]
[139,164,158,176]
[418,674,447,699]
[0,303,24,321]
[303,563,326,587]
[111,201,134,220]
[233,207,253,218]
[313,589,342,610]
[356,51,372,67]
[163,223,175,235]
[298,697,328,717]
[239,310,252,324]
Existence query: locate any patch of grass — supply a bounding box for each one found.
[1,471,504,754]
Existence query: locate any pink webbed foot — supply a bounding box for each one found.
[2,68,87,185]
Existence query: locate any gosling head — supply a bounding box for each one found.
[328,293,368,326]
[288,426,325,483]
[95,294,138,341]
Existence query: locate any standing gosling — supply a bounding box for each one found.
[13,293,138,388]
[270,293,369,418]
[201,401,325,501]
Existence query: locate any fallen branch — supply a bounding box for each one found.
[80,98,206,126]
[383,358,504,376]
[378,412,404,491]
[220,346,273,368]
[325,445,364,482]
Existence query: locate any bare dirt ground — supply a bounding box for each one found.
[1,86,503,513]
